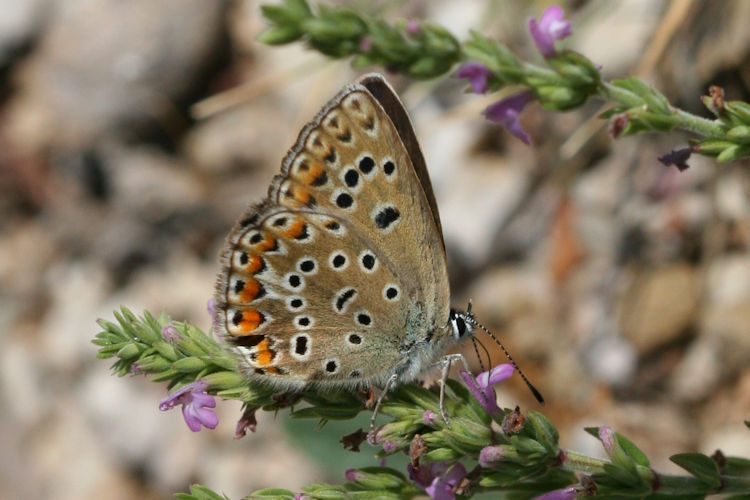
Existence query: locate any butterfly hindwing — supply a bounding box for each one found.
[214,74,451,390]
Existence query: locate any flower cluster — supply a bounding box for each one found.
[457,5,572,145]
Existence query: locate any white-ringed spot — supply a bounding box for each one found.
[323,358,340,375]
[346,333,363,346]
[331,188,355,211]
[372,203,401,233]
[294,315,314,330]
[285,296,306,312]
[297,257,317,275]
[333,287,357,313]
[290,333,311,360]
[354,311,372,327]
[382,157,397,180]
[358,250,378,274]
[340,167,362,193]
[382,284,400,302]
[329,251,349,271]
[283,272,305,291]
[356,154,378,181]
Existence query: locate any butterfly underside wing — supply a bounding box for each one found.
[214,74,455,391]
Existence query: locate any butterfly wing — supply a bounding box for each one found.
[214,74,451,390]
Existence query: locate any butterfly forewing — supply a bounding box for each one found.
[215,75,451,390]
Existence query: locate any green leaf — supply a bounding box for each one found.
[727,125,750,142]
[717,143,750,162]
[524,410,559,453]
[175,484,231,500]
[173,356,207,373]
[723,456,750,476]
[725,101,750,124]
[670,453,721,489]
[245,487,295,500]
[616,433,650,468]
[423,447,462,462]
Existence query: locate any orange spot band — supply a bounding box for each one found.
[239,278,261,302]
[238,309,262,333]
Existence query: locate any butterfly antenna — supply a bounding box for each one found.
[470,337,486,373]
[464,301,545,405]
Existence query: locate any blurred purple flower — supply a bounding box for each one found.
[460,363,514,414]
[161,324,182,342]
[130,362,143,375]
[345,469,364,481]
[408,462,467,500]
[482,91,534,145]
[159,379,218,432]
[598,425,616,455]
[456,62,494,94]
[407,20,420,34]
[528,5,572,58]
[658,146,695,171]
[382,440,399,453]
[294,494,310,500]
[478,445,506,467]
[423,409,438,426]
[533,486,578,500]
[206,298,216,317]
[359,37,373,52]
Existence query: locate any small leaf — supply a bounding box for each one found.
[245,487,295,499]
[175,484,232,500]
[670,453,721,488]
[723,456,750,476]
[616,433,650,468]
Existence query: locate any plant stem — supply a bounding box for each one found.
[600,81,726,138]
[560,448,609,475]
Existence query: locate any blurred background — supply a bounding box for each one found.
[1,0,749,498]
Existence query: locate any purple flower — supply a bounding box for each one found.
[460,363,514,414]
[294,494,310,500]
[478,445,506,467]
[345,469,364,481]
[130,362,143,375]
[456,62,494,94]
[359,37,373,52]
[528,5,572,58]
[159,379,218,432]
[598,425,616,456]
[658,146,695,171]
[161,324,182,342]
[533,486,578,500]
[406,20,420,34]
[382,440,399,453]
[206,298,216,317]
[482,91,534,145]
[408,462,467,500]
[423,410,438,426]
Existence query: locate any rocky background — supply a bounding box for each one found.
[1,1,749,498]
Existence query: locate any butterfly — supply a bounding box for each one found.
[213,73,540,422]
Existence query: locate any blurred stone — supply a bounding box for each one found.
[5,0,227,152]
[702,424,750,462]
[574,0,664,78]
[184,99,291,176]
[584,334,637,387]
[106,145,204,217]
[670,337,721,403]
[715,170,749,221]
[618,264,700,353]
[705,254,750,306]
[701,302,750,375]
[0,0,44,67]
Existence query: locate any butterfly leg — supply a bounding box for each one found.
[369,372,398,433]
[437,353,474,428]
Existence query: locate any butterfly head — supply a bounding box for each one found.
[448,308,474,342]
